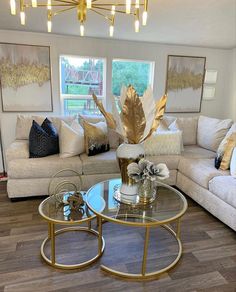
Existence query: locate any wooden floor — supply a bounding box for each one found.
[0,182,236,292]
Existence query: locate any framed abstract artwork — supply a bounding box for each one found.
[0,43,53,112]
[165,55,206,113]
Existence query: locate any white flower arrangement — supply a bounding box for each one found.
[127,158,169,183]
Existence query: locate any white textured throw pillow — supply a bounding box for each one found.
[144,130,182,155]
[197,116,233,152]
[230,147,236,177]
[59,120,85,158]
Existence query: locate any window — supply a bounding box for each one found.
[60,55,106,115]
[112,59,154,97]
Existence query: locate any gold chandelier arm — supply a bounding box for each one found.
[53,6,77,15]
[24,4,75,8]
[53,0,78,4]
[90,8,112,22]
[92,6,135,15]
[91,3,144,6]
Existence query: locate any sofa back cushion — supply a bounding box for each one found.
[175,117,198,145]
[197,116,233,152]
[16,114,76,140]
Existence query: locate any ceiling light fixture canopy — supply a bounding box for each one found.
[10,0,149,37]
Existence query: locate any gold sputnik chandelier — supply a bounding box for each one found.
[10,0,149,37]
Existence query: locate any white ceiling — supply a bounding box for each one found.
[0,0,235,49]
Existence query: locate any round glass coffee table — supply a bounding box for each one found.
[39,192,105,270]
[86,178,188,280]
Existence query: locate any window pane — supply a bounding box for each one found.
[112,60,153,96]
[64,99,102,116]
[60,56,104,96]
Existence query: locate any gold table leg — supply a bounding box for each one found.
[100,224,183,280]
[142,226,150,276]
[40,218,105,270]
[49,223,55,265]
[98,216,103,255]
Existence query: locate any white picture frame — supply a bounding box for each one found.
[203,86,216,100]
[204,70,218,84]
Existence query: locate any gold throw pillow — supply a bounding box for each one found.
[220,133,236,170]
[83,120,110,156]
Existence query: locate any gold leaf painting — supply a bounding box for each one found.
[0,43,52,112]
[165,55,206,113]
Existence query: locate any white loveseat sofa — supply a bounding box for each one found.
[6,115,236,231]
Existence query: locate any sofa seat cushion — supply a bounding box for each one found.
[80,150,119,175]
[146,155,180,170]
[209,176,236,208]
[8,155,83,179]
[178,158,229,189]
[182,145,216,159]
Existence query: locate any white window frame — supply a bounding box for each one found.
[59,55,107,114]
[111,58,155,95]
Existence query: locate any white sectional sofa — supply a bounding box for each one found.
[6,115,236,231]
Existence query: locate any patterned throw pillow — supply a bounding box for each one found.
[215,123,236,169]
[83,120,110,156]
[219,133,236,170]
[29,118,59,158]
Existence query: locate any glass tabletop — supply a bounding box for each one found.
[86,179,188,226]
[39,192,96,224]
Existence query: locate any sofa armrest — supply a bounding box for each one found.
[6,140,29,164]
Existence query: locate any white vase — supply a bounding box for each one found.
[116,143,145,198]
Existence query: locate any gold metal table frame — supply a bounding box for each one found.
[86,180,188,280]
[39,200,105,270]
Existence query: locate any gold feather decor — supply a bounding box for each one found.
[92,85,167,144]
[122,86,146,144]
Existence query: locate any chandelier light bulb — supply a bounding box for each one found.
[111,5,116,15]
[135,19,139,32]
[32,0,37,8]
[80,23,85,36]
[142,10,147,25]
[109,25,114,37]
[135,0,139,9]
[126,0,131,14]
[10,0,16,15]
[20,11,26,25]
[47,20,52,32]
[47,0,52,10]
[87,0,92,9]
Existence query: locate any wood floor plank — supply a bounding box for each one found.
[193,245,236,262]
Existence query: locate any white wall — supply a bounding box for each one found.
[229,48,236,120]
[0,29,234,172]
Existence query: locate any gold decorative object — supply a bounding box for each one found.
[39,168,105,270]
[93,85,167,197]
[86,178,188,280]
[92,85,168,144]
[10,0,149,37]
[122,86,146,144]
